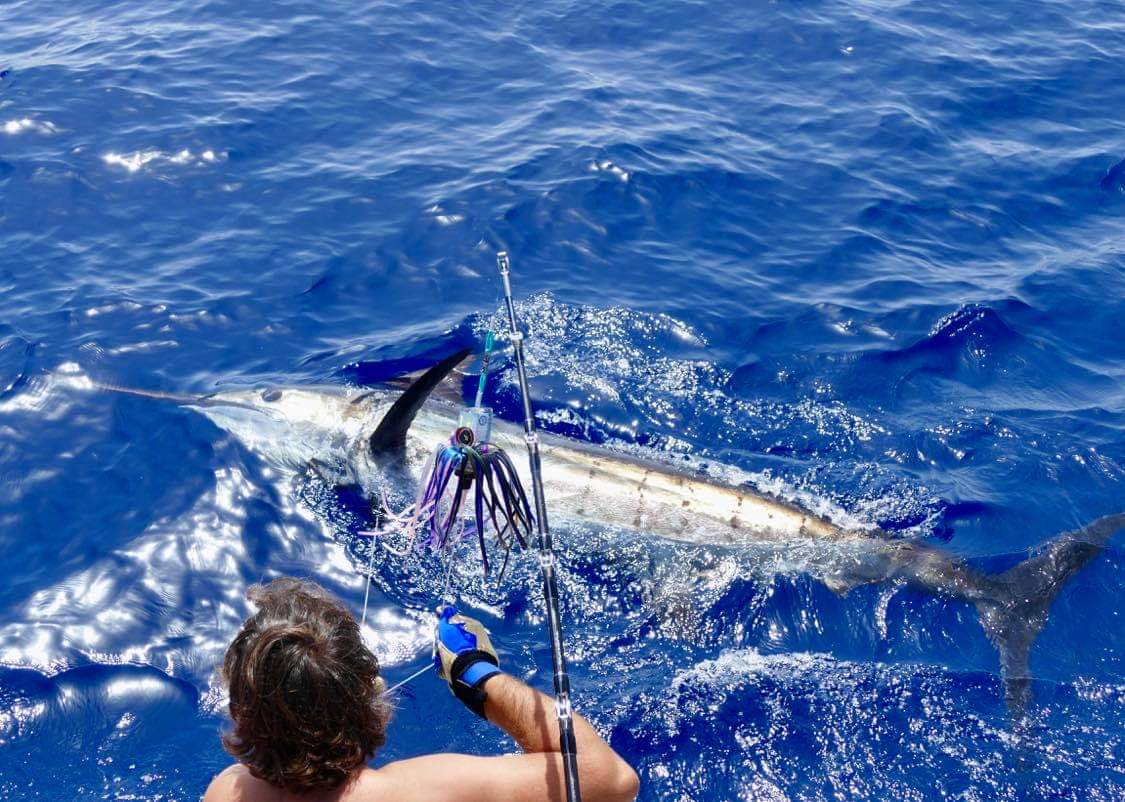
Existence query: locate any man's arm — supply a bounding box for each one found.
[374,607,638,802]
[484,673,639,801]
[377,672,638,802]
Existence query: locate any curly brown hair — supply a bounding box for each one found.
[221,577,392,793]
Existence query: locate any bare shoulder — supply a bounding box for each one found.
[355,753,551,802]
[202,757,530,802]
[348,760,430,801]
[353,756,485,802]
[202,764,270,802]
[202,765,243,801]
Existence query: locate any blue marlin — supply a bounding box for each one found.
[110,349,1124,716]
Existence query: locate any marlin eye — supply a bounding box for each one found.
[261,389,282,402]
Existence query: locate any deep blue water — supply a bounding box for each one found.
[2,0,1125,799]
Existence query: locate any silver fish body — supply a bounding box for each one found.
[199,386,846,546]
[190,382,1122,717]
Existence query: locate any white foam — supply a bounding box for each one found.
[425,204,464,225]
[590,159,630,182]
[672,647,830,691]
[106,340,179,355]
[102,148,226,173]
[2,118,56,135]
[85,301,143,317]
[102,151,162,172]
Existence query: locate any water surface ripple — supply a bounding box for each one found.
[1,1,1124,800]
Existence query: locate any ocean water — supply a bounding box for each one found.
[2,0,1124,799]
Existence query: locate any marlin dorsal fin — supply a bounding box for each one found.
[368,348,471,459]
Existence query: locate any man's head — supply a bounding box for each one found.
[221,577,391,792]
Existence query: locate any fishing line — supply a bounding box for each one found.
[360,525,380,629]
[440,522,461,603]
[382,536,462,696]
[474,330,495,409]
[358,449,472,694]
[356,526,439,697]
[384,662,434,696]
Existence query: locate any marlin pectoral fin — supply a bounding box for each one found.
[367,347,471,461]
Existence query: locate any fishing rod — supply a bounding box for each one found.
[497,251,582,802]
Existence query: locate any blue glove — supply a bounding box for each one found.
[434,605,501,717]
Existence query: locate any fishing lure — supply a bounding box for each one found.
[373,331,532,574]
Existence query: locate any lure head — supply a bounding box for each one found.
[458,406,492,445]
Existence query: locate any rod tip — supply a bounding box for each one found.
[496,251,510,273]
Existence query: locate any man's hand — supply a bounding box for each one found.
[433,605,502,718]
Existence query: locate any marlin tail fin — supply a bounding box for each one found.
[973,513,1124,718]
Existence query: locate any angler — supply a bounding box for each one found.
[202,578,639,802]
